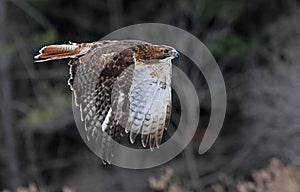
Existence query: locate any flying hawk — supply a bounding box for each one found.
[35,40,179,163]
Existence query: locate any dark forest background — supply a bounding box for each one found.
[1,0,300,191]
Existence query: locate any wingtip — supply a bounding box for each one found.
[129,133,137,144]
[141,134,149,148]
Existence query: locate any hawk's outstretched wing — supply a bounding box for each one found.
[68,41,137,163]
[123,61,172,150]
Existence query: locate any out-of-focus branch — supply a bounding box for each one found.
[0,0,21,190]
[9,0,54,30]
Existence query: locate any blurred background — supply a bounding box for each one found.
[1,0,300,191]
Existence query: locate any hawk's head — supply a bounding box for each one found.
[133,44,179,61]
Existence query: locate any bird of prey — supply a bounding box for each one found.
[35,40,179,163]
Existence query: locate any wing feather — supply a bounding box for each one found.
[69,43,136,163]
[128,80,159,143]
[156,85,172,147]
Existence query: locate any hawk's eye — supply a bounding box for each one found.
[164,49,170,54]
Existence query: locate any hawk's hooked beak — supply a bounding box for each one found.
[174,51,180,58]
[172,50,180,58]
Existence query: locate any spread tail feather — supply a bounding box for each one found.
[34,42,93,62]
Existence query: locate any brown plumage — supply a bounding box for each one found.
[35,40,179,164]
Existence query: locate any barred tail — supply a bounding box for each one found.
[34,42,93,62]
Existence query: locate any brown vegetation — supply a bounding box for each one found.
[213,159,300,192]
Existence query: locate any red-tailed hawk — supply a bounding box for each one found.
[34,40,179,163]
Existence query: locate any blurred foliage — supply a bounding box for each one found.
[18,86,71,130]
[32,30,58,46]
[208,33,270,59]
[201,0,246,21]
[212,159,300,192]
[0,43,14,56]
